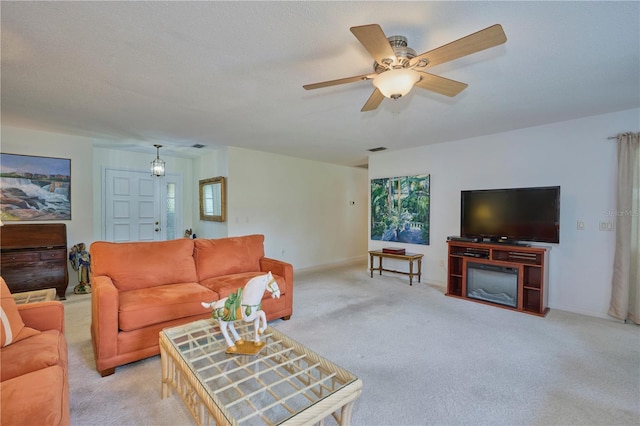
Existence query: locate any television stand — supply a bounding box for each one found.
[446,241,550,316]
[491,239,532,247]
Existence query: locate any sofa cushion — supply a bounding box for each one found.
[200,272,287,299]
[194,234,265,281]
[90,239,198,291]
[118,282,217,331]
[0,329,66,382]
[1,277,39,347]
[0,365,67,426]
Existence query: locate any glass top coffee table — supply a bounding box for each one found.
[160,319,362,425]
[12,288,57,304]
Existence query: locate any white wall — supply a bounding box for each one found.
[190,147,228,239]
[369,108,640,319]
[2,124,369,277]
[226,147,369,270]
[1,125,94,290]
[6,108,636,317]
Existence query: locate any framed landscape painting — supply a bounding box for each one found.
[0,153,71,221]
[371,174,430,245]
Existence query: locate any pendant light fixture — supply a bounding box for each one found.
[151,144,165,177]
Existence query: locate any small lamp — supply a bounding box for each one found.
[151,144,165,177]
[373,68,421,99]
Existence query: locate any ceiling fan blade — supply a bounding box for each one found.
[415,73,468,97]
[303,74,373,90]
[361,88,385,112]
[350,24,398,66]
[410,24,507,69]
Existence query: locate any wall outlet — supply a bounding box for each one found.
[439,259,445,267]
[577,220,585,230]
[599,221,614,231]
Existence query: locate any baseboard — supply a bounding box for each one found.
[548,304,618,321]
[295,255,367,275]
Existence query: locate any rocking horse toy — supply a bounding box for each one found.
[201,271,280,354]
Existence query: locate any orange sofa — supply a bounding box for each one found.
[1,278,69,426]
[90,234,293,376]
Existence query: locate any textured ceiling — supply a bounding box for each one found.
[1,1,639,166]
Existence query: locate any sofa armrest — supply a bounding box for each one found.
[91,275,120,361]
[260,257,294,292]
[18,301,65,333]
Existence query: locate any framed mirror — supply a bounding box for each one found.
[199,177,226,222]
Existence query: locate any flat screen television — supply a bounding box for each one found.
[460,186,560,244]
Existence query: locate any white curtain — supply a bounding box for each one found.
[608,132,640,323]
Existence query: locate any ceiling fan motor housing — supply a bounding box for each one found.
[374,35,416,72]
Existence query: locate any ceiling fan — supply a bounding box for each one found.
[303,24,507,112]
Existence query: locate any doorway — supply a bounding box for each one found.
[103,168,183,242]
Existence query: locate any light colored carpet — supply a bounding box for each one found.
[64,263,640,425]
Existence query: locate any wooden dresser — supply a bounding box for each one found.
[1,223,69,299]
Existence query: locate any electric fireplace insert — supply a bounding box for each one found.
[466,262,518,308]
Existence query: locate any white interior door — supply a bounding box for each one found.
[104,169,182,242]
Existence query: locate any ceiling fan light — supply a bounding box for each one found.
[373,69,420,99]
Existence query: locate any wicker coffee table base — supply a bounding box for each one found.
[12,288,57,304]
[160,321,362,426]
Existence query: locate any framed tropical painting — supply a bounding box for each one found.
[0,153,71,221]
[371,174,430,245]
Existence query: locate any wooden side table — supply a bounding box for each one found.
[368,250,424,285]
